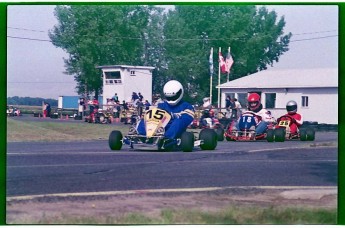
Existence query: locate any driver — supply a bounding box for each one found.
[135,80,195,140]
[235,93,275,137]
[278,100,303,134]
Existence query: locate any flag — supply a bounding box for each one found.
[225,51,234,73]
[219,51,227,74]
[209,48,214,76]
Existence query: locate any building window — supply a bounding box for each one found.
[265,93,276,108]
[105,71,122,84]
[237,93,247,108]
[302,96,309,107]
[130,70,136,76]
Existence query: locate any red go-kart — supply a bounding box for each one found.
[224,111,274,141]
[266,115,315,142]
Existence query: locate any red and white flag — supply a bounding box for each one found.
[219,51,227,74]
[225,51,234,73]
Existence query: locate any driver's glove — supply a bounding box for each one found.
[171,112,181,119]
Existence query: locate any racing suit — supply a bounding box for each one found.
[278,112,303,134]
[236,104,275,134]
[136,100,195,139]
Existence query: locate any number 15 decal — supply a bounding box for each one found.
[146,109,166,120]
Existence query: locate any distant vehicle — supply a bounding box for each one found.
[7,106,21,117]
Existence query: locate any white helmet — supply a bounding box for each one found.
[163,80,184,106]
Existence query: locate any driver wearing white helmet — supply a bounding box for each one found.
[136,80,195,140]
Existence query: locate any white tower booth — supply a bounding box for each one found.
[97,65,155,105]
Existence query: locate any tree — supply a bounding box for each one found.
[163,5,291,103]
[49,5,291,104]
[49,5,164,98]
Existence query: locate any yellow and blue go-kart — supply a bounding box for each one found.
[108,107,218,152]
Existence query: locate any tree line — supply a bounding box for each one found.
[7,96,58,107]
[49,5,291,103]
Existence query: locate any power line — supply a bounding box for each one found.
[7,26,46,33]
[7,34,338,43]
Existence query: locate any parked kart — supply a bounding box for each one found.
[85,109,112,124]
[266,115,315,142]
[109,107,218,152]
[7,106,21,117]
[224,111,273,141]
[189,109,225,141]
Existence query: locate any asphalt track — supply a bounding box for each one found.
[7,131,338,198]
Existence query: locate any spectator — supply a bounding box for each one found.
[106,98,114,113]
[234,98,242,118]
[46,103,51,117]
[138,92,144,102]
[79,98,86,117]
[131,92,139,107]
[122,100,129,111]
[225,96,233,118]
[144,100,151,110]
[112,93,119,102]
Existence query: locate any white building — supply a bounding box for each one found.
[97,65,155,105]
[217,68,338,124]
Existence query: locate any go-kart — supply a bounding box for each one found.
[224,111,273,141]
[85,109,112,124]
[266,115,315,142]
[109,107,218,152]
[189,109,224,141]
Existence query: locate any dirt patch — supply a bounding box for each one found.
[6,187,337,224]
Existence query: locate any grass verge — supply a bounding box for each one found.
[16,206,336,225]
[7,118,129,142]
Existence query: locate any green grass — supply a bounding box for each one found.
[7,118,129,142]
[28,206,337,225]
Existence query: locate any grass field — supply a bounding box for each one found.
[6,118,129,142]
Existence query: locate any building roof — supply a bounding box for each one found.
[217,68,338,89]
[96,65,155,70]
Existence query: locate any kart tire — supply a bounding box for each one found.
[109,130,123,150]
[180,132,194,152]
[306,128,315,141]
[274,128,285,142]
[266,129,275,142]
[300,129,308,141]
[216,128,225,141]
[199,129,217,150]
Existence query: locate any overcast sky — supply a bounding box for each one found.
[7,5,338,99]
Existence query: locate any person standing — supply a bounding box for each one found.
[112,93,119,102]
[225,96,233,119]
[234,98,242,118]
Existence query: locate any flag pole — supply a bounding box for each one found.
[218,47,221,109]
[227,47,231,82]
[209,47,213,105]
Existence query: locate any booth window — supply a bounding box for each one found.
[265,93,276,108]
[302,96,309,107]
[105,71,122,84]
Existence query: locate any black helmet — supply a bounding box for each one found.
[286,100,297,114]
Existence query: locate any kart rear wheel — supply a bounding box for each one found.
[180,132,194,152]
[216,128,225,141]
[300,129,308,141]
[266,129,275,142]
[274,128,286,142]
[109,130,123,150]
[199,129,217,150]
[306,128,315,141]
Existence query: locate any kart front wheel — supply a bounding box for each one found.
[199,129,217,150]
[266,129,274,142]
[216,128,225,141]
[180,132,194,152]
[109,130,123,150]
[300,129,308,141]
[274,128,286,142]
